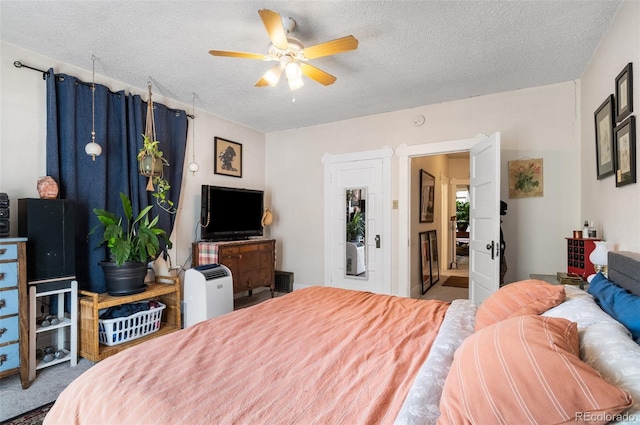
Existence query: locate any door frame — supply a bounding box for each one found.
[322,146,393,294]
[396,136,485,298]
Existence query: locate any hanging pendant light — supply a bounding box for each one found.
[187,93,199,174]
[85,55,102,160]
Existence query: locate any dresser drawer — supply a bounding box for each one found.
[0,289,19,316]
[0,315,18,343]
[0,262,18,289]
[0,342,19,372]
[0,244,18,261]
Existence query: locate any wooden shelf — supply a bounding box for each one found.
[79,279,181,362]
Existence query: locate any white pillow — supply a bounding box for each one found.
[581,321,640,424]
[544,285,640,424]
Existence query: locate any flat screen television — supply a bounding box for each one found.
[200,185,264,240]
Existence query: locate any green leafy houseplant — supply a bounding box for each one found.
[456,200,470,231]
[137,134,176,214]
[90,192,171,266]
[346,211,365,241]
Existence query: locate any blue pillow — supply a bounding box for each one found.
[588,272,640,340]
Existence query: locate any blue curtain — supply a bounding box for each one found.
[46,70,187,293]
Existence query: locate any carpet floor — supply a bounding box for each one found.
[441,276,469,288]
[0,402,53,425]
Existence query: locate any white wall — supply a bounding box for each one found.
[0,42,266,288]
[266,81,581,289]
[580,0,640,253]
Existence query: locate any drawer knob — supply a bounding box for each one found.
[0,328,6,337]
[0,354,6,366]
[0,248,6,256]
[0,300,5,309]
[0,272,4,280]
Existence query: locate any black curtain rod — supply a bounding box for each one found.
[14,60,194,118]
[14,61,50,79]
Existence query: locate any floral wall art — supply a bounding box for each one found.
[508,158,543,198]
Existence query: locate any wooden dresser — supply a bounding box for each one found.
[192,239,275,296]
[0,237,29,388]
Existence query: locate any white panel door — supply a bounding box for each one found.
[325,157,388,294]
[469,133,501,305]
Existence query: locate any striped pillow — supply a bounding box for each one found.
[475,279,565,331]
[438,315,633,425]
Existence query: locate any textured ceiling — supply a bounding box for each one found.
[1,1,621,133]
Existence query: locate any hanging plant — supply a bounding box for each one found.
[137,80,176,214]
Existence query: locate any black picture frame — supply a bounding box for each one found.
[614,116,636,187]
[214,137,242,178]
[419,231,432,294]
[419,169,435,223]
[594,95,615,179]
[615,62,633,123]
[428,230,439,285]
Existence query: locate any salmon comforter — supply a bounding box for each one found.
[45,287,454,425]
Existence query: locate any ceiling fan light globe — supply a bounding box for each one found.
[285,62,302,79]
[288,75,304,91]
[264,66,282,86]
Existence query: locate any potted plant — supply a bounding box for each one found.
[456,200,470,231]
[90,192,171,295]
[137,134,176,214]
[346,211,365,242]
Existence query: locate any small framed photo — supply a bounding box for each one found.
[419,231,432,294]
[594,95,615,179]
[615,62,633,123]
[614,116,636,187]
[419,170,435,223]
[214,137,242,178]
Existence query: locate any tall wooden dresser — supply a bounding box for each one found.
[0,237,29,388]
[192,239,275,296]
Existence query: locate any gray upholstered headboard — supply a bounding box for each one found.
[608,251,640,296]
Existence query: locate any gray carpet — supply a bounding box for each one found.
[0,359,94,422]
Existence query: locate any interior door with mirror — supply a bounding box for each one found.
[323,152,390,295]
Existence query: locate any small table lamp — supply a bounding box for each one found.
[587,241,609,282]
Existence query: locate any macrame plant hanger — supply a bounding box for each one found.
[144,80,159,192]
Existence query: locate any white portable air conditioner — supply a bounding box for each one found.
[346,241,365,275]
[184,264,233,328]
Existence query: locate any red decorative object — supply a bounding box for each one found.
[37,176,59,199]
[566,237,601,280]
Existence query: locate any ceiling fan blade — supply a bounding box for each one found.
[258,9,288,50]
[255,65,282,87]
[300,63,337,86]
[301,35,359,59]
[208,50,267,60]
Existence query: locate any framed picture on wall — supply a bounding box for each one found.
[615,62,633,123]
[508,158,543,198]
[594,95,615,179]
[614,116,636,187]
[428,230,440,285]
[214,137,242,178]
[419,170,435,223]
[419,231,432,294]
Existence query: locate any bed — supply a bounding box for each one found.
[44,252,640,424]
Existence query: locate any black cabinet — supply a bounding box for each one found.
[18,199,75,282]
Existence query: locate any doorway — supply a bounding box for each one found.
[397,134,501,303]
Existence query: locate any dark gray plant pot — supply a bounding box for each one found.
[99,261,148,296]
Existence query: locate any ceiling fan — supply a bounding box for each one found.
[209,9,358,90]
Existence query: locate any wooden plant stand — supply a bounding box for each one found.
[79,278,180,362]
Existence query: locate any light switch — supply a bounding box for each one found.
[392,200,398,209]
